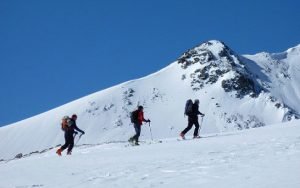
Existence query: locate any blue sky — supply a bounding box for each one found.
[0,0,299,126]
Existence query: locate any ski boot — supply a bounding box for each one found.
[180,133,186,140]
[128,137,134,143]
[56,148,62,156]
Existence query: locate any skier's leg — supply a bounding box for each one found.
[181,117,193,135]
[57,132,69,155]
[60,132,70,151]
[133,123,141,143]
[67,134,74,154]
[193,119,200,137]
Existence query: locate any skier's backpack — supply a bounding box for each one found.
[184,99,193,116]
[61,116,71,131]
[130,110,139,123]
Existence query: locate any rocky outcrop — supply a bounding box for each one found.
[178,40,262,97]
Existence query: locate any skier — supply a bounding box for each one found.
[56,114,85,156]
[129,106,151,145]
[180,99,205,139]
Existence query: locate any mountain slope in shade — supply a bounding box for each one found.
[243,44,300,115]
[0,40,299,160]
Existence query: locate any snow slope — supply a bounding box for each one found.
[0,121,299,188]
[0,40,299,160]
[244,44,300,114]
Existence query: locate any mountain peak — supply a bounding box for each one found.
[177,40,262,98]
[194,40,236,58]
[196,40,228,52]
[177,40,240,68]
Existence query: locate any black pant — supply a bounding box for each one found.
[60,131,74,152]
[181,117,200,136]
[131,123,141,142]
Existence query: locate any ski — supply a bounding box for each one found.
[125,140,163,147]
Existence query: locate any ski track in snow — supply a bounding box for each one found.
[0,123,300,188]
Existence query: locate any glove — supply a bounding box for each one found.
[74,131,78,135]
[81,131,85,135]
[147,119,151,123]
[201,114,205,117]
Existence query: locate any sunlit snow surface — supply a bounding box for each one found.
[0,121,299,188]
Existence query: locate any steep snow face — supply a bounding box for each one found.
[244,44,300,116]
[0,40,299,160]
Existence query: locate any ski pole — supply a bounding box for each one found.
[148,122,153,141]
[75,133,84,146]
[200,115,204,130]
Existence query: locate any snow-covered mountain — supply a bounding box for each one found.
[243,44,300,115]
[0,40,299,160]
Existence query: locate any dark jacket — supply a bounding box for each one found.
[66,119,84,134]
[189,103,204,119]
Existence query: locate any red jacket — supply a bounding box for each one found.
[138,111,146,125]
